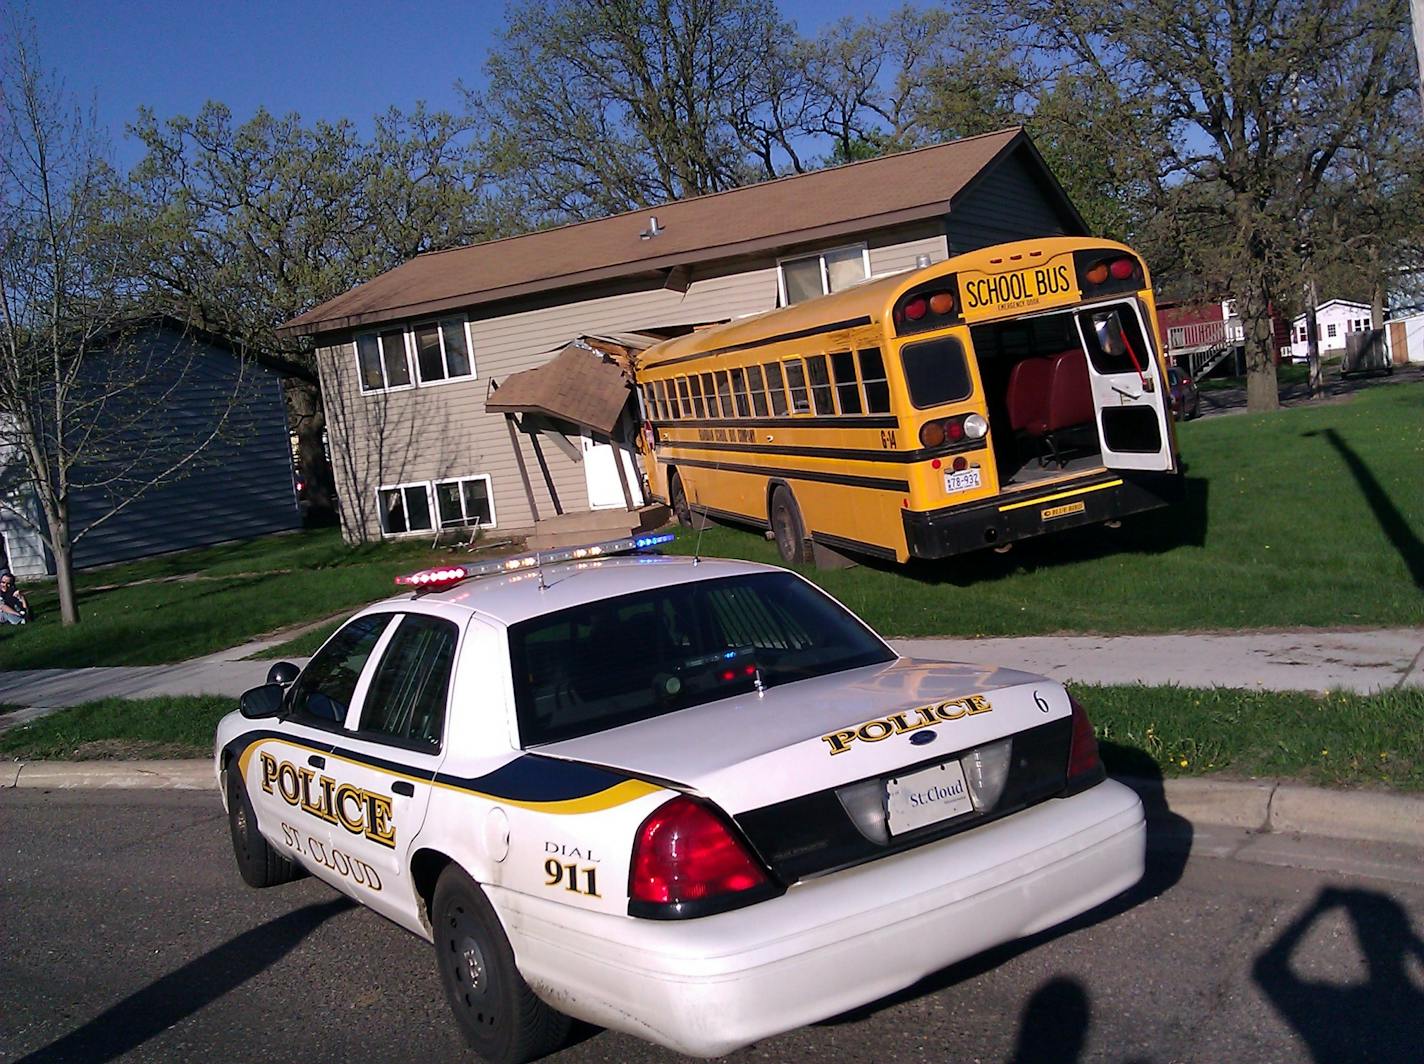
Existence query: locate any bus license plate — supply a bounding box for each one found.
[886,760,974,835]
[944,468,981,494]
[958,257,1081,322]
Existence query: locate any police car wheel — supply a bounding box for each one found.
[226,769,301,889]
[770,485,810,565]
[433,867,570,1064]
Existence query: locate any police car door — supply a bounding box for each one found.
[1074,302,1176,471]
[329,612,457,928]
[245,613,396,865]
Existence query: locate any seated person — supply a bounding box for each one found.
[0,572,30,625]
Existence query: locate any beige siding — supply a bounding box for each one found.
[319,222,950,543]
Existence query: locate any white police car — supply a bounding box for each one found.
[216,535,1145,1063]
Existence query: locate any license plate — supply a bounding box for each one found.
[885,760,974,836]
[944,467,981,494]
[959,256,1080,322]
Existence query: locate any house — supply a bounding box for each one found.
[0,318,301,579]
[279,127,1089,544]
[1385,312,1424,364]
[1157,298,1289,378]
[1286,299,1374,362]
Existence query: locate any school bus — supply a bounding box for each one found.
[635,236,1184,565]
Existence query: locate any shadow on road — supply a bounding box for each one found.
[1253,887,1424,1063]
[1007,977,1091,1064]
[1305,427,1424,590]
[15,897,352,1064]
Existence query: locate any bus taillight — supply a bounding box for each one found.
[894,277,963,335]
[1075,249,1143,296]
[919,412,989,450]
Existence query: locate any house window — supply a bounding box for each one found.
[778,244,870,305]
[378,483,434,535]
[434,475,495,530]
[357,329,413,392]
[1327,323,1337,338]
[412,319,474,384]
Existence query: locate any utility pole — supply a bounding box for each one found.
[1304,277,1323,397]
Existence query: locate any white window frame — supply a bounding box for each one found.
[776,243,871,306]
[432,473,497,531]
[376,481,436,538]
[409,317,478,387]
[355,318,477,395]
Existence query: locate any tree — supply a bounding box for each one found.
[0,17,241,624]
[985,0,1419,410]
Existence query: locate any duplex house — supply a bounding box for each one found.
[279,127,1088,544]
[1286,299,1375,362]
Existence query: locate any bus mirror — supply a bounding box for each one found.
[1090,313,1125,358]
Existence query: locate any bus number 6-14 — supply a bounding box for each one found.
[545,858,601,897]
[880,429,898,450]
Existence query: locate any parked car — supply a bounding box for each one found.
[217,535,1146,1063]
[1167,366,1200,420]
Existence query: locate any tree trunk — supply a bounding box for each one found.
[1241,265,1280,413]
[285,376,338,526]
[51,504,80,626]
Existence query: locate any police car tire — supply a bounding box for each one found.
[226,770,301,889]
[433,867,570,1064]
[770,485,811,565]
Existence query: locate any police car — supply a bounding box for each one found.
[216,535,1145,1063]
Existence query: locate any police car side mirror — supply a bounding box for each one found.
[239,683,286,720]
[266,661,301,686]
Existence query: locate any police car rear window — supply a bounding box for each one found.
[508,573,894,746]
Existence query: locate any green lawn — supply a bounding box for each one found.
[665,384,1424,636]
[4,687,1418,791]
[0,531,488,670]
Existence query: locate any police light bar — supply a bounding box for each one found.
[395,533,676,591]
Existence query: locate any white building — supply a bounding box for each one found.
[1385,312,1424,364]
[1286,299,1373,362]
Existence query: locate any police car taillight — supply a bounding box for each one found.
[1065,694,1105,791]
[628,796,780,918]
[395,533,676,590]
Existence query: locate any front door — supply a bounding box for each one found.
[1075,302,1176,472]
[581,433,645,510]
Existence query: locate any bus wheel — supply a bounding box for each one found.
[770,486,810,565]
[669,472,708,530]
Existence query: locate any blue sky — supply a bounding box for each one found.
[32,0,888,170]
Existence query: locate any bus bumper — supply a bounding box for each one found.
[901,470,1185,560]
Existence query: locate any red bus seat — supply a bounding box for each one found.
[1045,348,1094,432]
[1006,357,1052,436]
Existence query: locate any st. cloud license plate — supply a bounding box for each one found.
[885,759,974,835]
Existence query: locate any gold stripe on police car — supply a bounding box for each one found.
[958,255,1080,322]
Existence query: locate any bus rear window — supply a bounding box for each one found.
[901,336,972,409]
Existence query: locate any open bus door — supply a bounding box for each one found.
[1075,303,1176,473]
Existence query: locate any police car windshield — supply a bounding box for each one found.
[508,572,894,745]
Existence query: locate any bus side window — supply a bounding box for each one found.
[806,354,836,415]
[729,367,753,417]
[830,351,862,414]
[651,380,667,420]
[859,347,891,413]
[745,365,770,417]
[784,359,810,413]
[687,374,707,418]
[716,370,735,417]
[765,362,789,416]
[700,372,719,418]
[675,377,692,419]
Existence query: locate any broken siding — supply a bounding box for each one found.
[946,148,1079,254]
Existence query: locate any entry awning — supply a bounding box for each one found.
[486,344,633,437]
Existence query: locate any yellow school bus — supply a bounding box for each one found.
[636,236,1183,565]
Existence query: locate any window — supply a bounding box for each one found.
[676,377,692,419]
[830,351,862,415]
[805,355,835,415]
[289,614,392,726]
[356,329,413,392]
[1327,323,1337,338]
[700,372,719,418]
[688,374,706,418]
[435,475,495,530]
[379,483,434,535]
[729,368,752,417]
[412,318,474,384]
[765,362,788,415]
[360,615,458,749]
[716,371,734,418]
[779,244,870,305]
[784,359,811,413]
[900,337,972,409]
[745,365,769,417]
[859,347,891,413]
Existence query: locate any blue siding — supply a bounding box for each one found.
[947,147,1085,254]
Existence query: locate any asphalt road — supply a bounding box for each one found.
[2,791,1422,1064]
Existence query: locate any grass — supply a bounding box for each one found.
[0,695,233,760]
[665,384,1424,636]
[0,530,512,671]
[249,619,344,660]
[1196,359,1329,392]
[1087,684,1424,791]
[3,686,1418,792]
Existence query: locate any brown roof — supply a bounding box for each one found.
[282,128,1044,337]
[485,345,631,436]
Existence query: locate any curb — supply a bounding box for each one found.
[5,759,1422,849]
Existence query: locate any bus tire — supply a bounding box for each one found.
[769,485,811,565]
[669,471,709,530]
